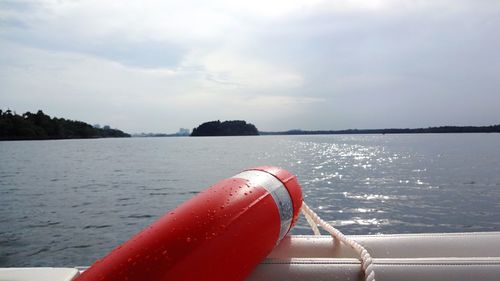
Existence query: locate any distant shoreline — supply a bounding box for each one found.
[134,124,500,138]
[260,124,500,136]
[0,110,130,141]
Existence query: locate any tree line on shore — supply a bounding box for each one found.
[260,125,500,135]
[0,109,130,140]
[191,120,259,136]
[188,119,500,137]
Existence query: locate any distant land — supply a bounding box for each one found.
[132,128,190,138]
[261,124,500,135]
[4,110,498,140]
[136,122,500,137]
[191,120,259,136]
[0,109,130,140]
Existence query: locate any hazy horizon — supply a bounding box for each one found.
[2,1,500,133]
[3,108,500,135]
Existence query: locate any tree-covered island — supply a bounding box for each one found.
[0,109,130,140]
[191,120,259,136]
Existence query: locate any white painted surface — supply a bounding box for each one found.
[0,268,79,281]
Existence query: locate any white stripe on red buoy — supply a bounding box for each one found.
[232,170,293,241]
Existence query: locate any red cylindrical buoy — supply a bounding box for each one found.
[76,166,303,281]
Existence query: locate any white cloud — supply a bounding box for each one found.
[0,39,310,132]
[199,52,303,91]
[1,0,499,132]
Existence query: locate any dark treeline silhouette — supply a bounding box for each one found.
[260,125,500,135]
[191,120,259,136]
[0,109,130,140]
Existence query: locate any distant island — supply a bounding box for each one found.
[0,109,130,140]
[191,120,259,136]
[261,124,500,135]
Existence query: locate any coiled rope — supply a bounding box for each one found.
[301,202,376,281]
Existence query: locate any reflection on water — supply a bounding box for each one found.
[1,134,500,266]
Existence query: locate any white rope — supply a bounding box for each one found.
[303,206,321,235]
[301,201,376,281]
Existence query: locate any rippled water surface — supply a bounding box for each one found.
[1,134,499,266]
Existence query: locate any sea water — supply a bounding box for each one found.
[1,134,499,266]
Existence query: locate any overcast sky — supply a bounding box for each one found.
[1,0,499,133]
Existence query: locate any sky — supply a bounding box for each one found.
[1,0,499,133]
